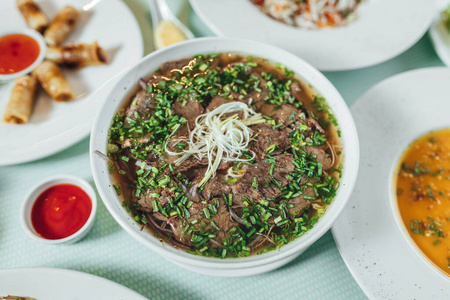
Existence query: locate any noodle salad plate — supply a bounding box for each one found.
[189,0,435,71]
[0,0,143,166]
[0,268,148,300]
[332,68,450,299]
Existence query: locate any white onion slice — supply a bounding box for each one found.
[165,102,265,186]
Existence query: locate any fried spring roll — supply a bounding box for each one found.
[3,75,37,124]
[33,60,74,102]
[46,42,107,68]
[44,6,81,47]
[16,0,49,33]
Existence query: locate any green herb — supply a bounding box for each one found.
[411,220,424,235]
[427,185,435,198]
[175,143,186,150]
[266,144,278,154]
[113,184,121,196]
[252,177,259,189]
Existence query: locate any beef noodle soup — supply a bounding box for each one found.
[107,53,342,258]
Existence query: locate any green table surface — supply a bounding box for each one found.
[0,0,444,299]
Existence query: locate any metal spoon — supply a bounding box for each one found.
[148,0,195,50]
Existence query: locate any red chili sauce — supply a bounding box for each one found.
[0,33,40,75]
[31,184,92,240]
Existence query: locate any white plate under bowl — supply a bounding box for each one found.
[189,0,435,71]
[0,0,143,166]
[0,267,148,300]
[90,37,359,277]
[332,67,450,299]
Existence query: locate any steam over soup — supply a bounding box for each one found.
[107,53,342,258]
[395,128,450,276]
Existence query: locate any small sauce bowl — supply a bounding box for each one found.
[21,175,97,245]
[0,28,46,81]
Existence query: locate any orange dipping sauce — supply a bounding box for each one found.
[0,33,40,75]
[394,128,450,276]
[31,184,92,240]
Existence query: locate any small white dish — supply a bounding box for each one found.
[90,37,359,276]
[429,0,450,66]
[332,67,450,299]
[0,28,46,82]
[0,0,143,166]
[21,174,97,244]
[189,0,435,71]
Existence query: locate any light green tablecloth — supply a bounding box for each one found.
[0,1,444,299]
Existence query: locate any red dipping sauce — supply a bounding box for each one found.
[31,184,92,240]
[0,33,40,75]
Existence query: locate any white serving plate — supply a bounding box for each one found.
[189,0,435,71]
[332,67,450,299]
[0,0,143,166]
[0,268,148,300]
[90,37,359,277]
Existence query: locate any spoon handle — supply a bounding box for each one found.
[148,0,195,39]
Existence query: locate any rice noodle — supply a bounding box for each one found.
[165,102,265,186]
[325,140,336,167]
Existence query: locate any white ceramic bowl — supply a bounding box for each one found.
[0,28,46,81]
[21,174,97,245]
[90,37,359,276]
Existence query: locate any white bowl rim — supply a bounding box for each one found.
[0,28,47,81]
[21,174,98,245]
[90,37,359,270]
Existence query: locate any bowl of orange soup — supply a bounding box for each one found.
[392,128,450,278]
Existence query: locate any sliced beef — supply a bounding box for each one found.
[168,198,237,246]
[162,136,203,172]
[163,136,184,166]
[305,113,325,134]
[245,89,269,105]
[167,216,193,246]
[249,123,291,159]
[188,199,236,245]
[159,58,193,76]
[288,187,315,217]
[255,102,300,126]
[305,145,332,170]
[210,198,237,243]
[245,72,269,104]
[152,212,168,222]
[138,187,173,212]
[121,133,151,149]
[230,183,263,206]
[237,153,295,200]
[290,81,305,103]
[125,90,155,123]
[172,98,204,129]
[206,95,233,111]
[201,172,232,200]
